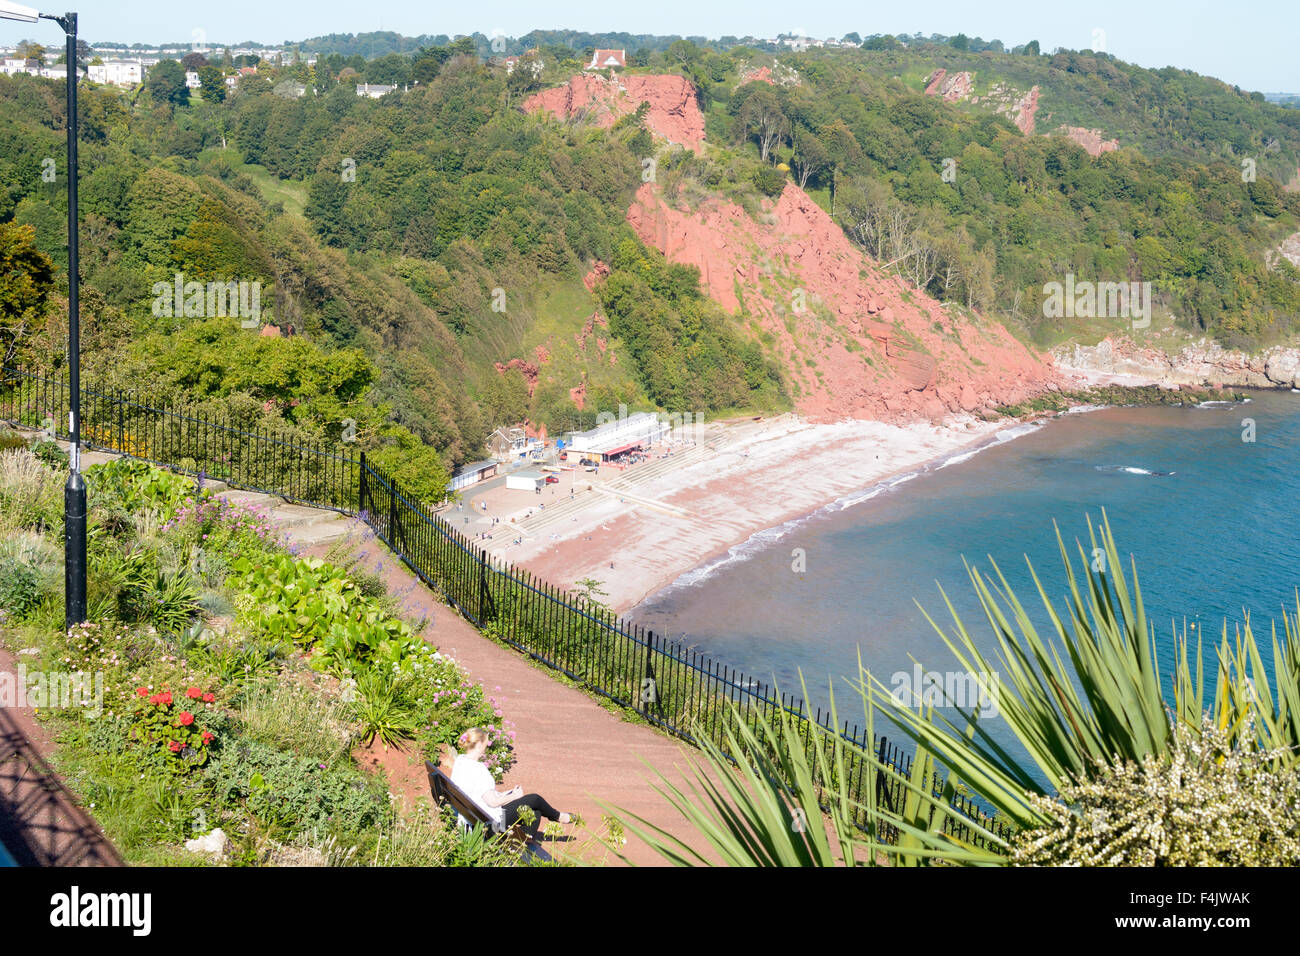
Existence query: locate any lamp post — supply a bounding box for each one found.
[1,3,85,629]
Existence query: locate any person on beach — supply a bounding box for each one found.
[450,727,573,840]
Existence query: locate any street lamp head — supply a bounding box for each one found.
[0,1,39,23]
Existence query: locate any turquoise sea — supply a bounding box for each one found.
[630,390,1300,734]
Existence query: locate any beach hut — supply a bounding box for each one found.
[448,459,498,492]
[505,470,546,492]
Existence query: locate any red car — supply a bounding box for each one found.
[545,475,560,484]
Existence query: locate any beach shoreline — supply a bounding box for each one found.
[467,409,1068,616]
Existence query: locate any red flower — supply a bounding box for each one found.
[201,731,215,746]
[136,687,149,697]
[178,711,194,727]
[157,691,173,705]
[186,687,202,699]
[168,740,182,753]
[202,692,215,704]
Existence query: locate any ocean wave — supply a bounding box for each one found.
[1095,464,1175,477]
[1064,403,1108,415]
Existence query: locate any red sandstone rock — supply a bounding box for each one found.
[523,74,706,153]
[583,260,611,292]
[625,181,1059,423]
[924,69,973,102]
[494,358,540,396]
[1057,126,1119,157]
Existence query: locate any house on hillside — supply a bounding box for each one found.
[503,49,543,77]
[584,49,626,71]
[486,427,528,460]
[356,83,396,98]
[86,59,143,86]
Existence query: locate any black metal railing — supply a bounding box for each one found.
[1,362,1015,851]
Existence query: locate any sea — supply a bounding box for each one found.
[629,389,1300,745]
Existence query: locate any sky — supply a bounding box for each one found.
[3,0,1297,92]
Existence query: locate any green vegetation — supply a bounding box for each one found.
[0,447,532,865]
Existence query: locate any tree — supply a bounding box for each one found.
[0,222,56,366]
[181,51,208,72]
[791,128,829,189]
[15,40,45,64]
[735,86,789,162]
[949,33,970,51]
[198,65,226,104]
[146,59,190,108]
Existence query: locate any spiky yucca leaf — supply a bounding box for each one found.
[599,688,865,866]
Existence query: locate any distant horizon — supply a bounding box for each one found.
[6,27,1297,99]
[0,1,1295,93]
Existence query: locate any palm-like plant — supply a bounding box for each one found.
[612,514,1300,865]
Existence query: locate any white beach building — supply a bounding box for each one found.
[565,411,669,461]
[505,470,546,492]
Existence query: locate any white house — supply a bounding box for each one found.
[87,59,143,87]
[356,82,396,98]
[185,70,200,88]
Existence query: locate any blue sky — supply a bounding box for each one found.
[5,0,1297,92]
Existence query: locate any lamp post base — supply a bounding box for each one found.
[64,468,86,630]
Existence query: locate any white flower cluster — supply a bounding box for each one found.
[1012,716,1300,866]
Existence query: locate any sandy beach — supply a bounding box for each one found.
[452,412,1051,614]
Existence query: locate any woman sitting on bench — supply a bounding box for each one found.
[451,727,573,840]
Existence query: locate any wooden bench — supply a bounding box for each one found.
[424,762,529,843]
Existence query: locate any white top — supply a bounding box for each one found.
[450,755,505,831]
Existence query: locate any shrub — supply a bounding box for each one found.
[0,531,60,623]
[0,449,63,533]
[128,684,224,774]
[202,738,394,838]
[227,553,430,676]
[160,495,283,565]
[87,458,195,519]
[30,438,68,468]
[1012,717,1300,866]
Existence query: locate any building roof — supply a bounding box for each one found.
[567,411,668,454]
[454,459,497,476]
[585,48,626,70]
[511,470,545,480]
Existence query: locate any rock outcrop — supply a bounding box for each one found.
[1057,126,1119,157]
[925,69,973,102]
[625,181,1059,422]
[1270,231,1300,269]
[523,74,705,152]
[1056,336,1300,389]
